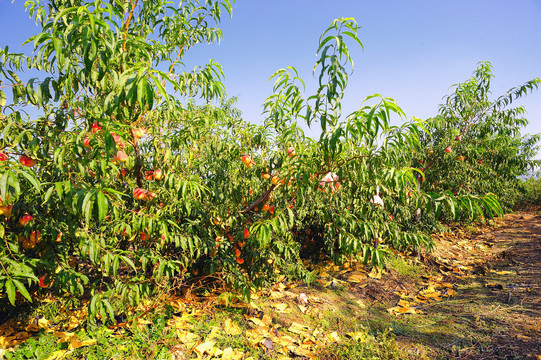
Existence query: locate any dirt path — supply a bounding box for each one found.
[398,212,541,359]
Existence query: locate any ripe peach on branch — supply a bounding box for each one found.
[153,169,164,180]
[19,214,34,226]
[133,128,145,139]
[91,122,101,133]
[115,150,129,163]
[241,155,254,169]
[286,147,296,158]
[19,155,37,167]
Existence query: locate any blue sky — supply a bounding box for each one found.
[1,0,540,143]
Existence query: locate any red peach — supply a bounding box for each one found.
[91,122,101,133]
[153,169,164,180]
[287,147,296,158]
[19,155,37,167]
[19,214,33,226]
[115,150,129,163]
[145,171,154,181]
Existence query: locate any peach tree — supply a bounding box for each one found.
[0,2,505,320]
[0,0,236,317]
[415,62,540,219]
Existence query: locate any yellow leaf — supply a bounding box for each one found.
[221,347,244,360]
[194,340,216,357]
[387,306,419,315]
[271,303,289,312]
[54,331,76,343]
[246,316,266,327]
[288,322,311,336]
[222,347,234,360]
[348,331,368,342]
[176,330,200,348]
[223,318,242,336]
[368,268,382,279]
[397,299,410,307]
[45,350,70,360]
[169,313,192,330]
[262,314,273,326]
[423,292,443,299]
[347,272,367,283]
[69,337,96,350]
[297,304,308,314]
[326,331,340,343]
[25,322,41,333]
[207,326,221,339]
[66,316,81,331]
[492,270,514,275]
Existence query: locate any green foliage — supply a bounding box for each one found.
[516,172,541,208]
[0,1,522,321]
[416,61,541,213]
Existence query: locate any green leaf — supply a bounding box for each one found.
[0,90,6,108]
[12,279,32,303]
[5,279,15,305]
[15,168,41,192]
[96,190,108,223]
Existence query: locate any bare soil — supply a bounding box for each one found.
[393,212,541,359]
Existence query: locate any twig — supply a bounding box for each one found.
[240,184,276,214]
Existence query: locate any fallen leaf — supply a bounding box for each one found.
[288,322,311,336]
[368,268,382,279]
[347,272,367,283]
[54,331,77,343]
[221,347,242,360]
[176,330,200,347]
[246,316,267,327]
[398,299,410,307]
[348,331,368,342]
[387,306,419,315]
[45,350,70,360]
[194,340,216,357]
[492,270,514,275]
[207,326,221,340]
[69,337,96,350]
[326,331,340,343]
[223,318,242,336]
[271,303,289,312]
[261,314,273,326]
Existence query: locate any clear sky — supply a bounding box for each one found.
[1,0,540,146]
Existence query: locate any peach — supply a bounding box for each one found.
[30,230,41,244]
[133,188,147,200]
[115,150,129,163]
[145,171,154,181]
[153,169,164,180]
[19,155,37,167]
[91,122,101,133]
[19,214,33,226]
[133,128,145,138]
[287,147,296,158]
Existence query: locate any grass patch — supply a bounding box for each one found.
[385,255,426,280]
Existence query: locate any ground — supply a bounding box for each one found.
[1,212,540,360]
